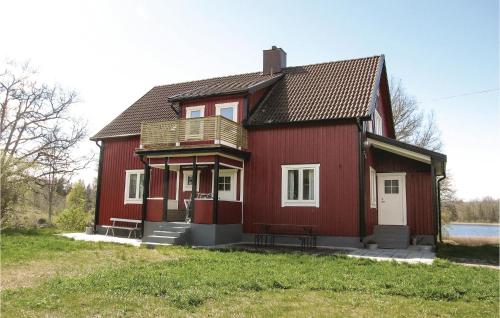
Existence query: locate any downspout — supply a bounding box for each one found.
[93,141,104,233]
[437,175,446,243]
[356,118,366,242]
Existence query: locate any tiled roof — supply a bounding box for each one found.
[91,72,278,140]
[168,74,282,101]
[91,55,383,140]
[247,55,383,125]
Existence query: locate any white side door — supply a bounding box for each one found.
[377,173,407,225]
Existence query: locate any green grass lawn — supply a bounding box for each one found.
[1,229,498,317]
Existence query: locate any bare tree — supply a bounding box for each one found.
[0,61,91,225]
[390,78,456,226]
[390,78,442,151]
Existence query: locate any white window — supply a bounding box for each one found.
[186,105,205,118]
[125,170,145,204]
[370,167,377,208]
[186,105,205,140]
[365,120,373,133]
[182,170,200,192]
[212,169,237,201]
[281,164,320,207]
[215,102,238,122]
[374,110,383,135]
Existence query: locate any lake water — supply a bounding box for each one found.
[443,223,499,238]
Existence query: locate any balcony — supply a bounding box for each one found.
[140,116,248,150]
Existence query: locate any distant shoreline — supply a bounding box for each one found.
[446,222,500,226]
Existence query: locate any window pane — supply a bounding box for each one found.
[287,170,299,200]
[384,180,391,187]
[190,110,201,118]
[302,169,314,200]
[138,173,144,199]
[129,174,137,199]
[187,176,193,186]
[384,186,391,194]
[218,183,224,191]
[225,176,230,183]
[225,183,230,191]
[220,107,234,121]
[392,180,399,187]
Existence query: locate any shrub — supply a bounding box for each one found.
[55,206,91,232]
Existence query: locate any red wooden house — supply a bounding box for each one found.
[91,47,446,248]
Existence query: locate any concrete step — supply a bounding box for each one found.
[153,230,182,237]
[144,235,184,245]
[373,225,410,249]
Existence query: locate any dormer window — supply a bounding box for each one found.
[215,102,238,122]
[186,105,205,118]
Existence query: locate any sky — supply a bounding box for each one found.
[1,0,498,200]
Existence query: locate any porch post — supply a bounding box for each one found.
[141,160,151,237]
[163,158,170,222]
[190,157,198,222]
[212,155,220,224]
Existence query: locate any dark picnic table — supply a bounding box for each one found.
[253,223,317,248]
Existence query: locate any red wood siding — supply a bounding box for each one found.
[149,169,177,199]
[371,148,434,235]
[193,200,242,224]
[181,95,245,123]
[98,137,143,225]
[146,199,163,221]
[248,87,271,113]
[244,122,360,236]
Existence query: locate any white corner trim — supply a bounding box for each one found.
[281,164,320,208]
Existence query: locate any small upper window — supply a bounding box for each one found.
[384,179,399,194]
[186,105,205,118]
[281,164,320,207]
[215,102,238,122]
[374,110,383,135]
[125,170,144,204]
[370,167,377,208]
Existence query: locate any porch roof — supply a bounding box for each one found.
[366,132,447,176]
[135,144,250,161]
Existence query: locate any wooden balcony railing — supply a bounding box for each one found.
[140,116,248,150]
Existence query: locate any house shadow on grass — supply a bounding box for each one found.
[436,242,499,268]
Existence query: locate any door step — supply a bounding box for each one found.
[372,225,410,249]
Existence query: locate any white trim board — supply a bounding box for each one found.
[367,138,431,164]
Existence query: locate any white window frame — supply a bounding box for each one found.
[369,167,377,208]
[215,102,238,122]
[281,164,320,207]
[366,119,373,133]
[124,169,145,204]
[211,169,238,201]
[374,110,383,135]
[186,105,205,118]
[182,170,201,192]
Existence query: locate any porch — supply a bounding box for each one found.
[136,148,248,245]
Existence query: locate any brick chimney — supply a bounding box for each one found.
[263,46,286,75]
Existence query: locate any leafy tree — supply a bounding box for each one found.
[0,61,92,225]
[55,181,91,231]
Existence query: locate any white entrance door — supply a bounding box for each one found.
[377,173,407,225]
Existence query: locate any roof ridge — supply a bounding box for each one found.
[154,55,383,89]
[283,55,382,70]
[155,70,262,89]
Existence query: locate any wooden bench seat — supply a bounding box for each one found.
[104,218,142,238]
[254,223,317,249]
